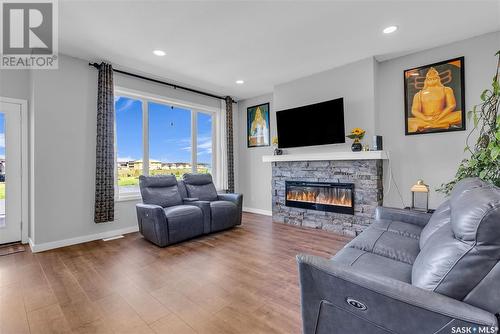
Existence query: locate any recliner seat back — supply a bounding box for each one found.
[182,173,219,201]
[412,179,500,314]
[139,175,183,208]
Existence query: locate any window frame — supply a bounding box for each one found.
[114,87,218,201]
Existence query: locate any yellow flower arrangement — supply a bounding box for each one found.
[272,136,279,146]
[346,127,365,140]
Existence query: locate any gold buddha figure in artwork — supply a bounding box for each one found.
[408,67,462,132]
[250,107,269,145]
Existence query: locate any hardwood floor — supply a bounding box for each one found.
[0,213,351,334]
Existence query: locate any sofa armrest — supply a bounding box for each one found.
[375,206,432,227]
[135,203,168,247]
[184,200,211,234]
[218,193,243,225]
[297,254,497,334]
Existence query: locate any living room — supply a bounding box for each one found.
[0,1,499,333]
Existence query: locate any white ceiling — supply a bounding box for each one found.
[59,1,500,100]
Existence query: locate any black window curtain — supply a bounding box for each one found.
[94,62,115,223]
[225,96,235,193]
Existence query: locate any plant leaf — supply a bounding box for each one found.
[493,79,500,96]
[491,146,500,160]
[480,89,489,101]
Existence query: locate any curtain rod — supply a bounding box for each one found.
[89,62,235,102]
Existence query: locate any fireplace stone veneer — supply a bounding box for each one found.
[272,159,383,236]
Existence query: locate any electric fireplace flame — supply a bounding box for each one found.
[287,188,352,207]
[285,181,354,215]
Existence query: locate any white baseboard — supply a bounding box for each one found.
[28,225,139,253]
[243,207,272,216]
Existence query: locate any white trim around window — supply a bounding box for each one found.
[114,87,219,200]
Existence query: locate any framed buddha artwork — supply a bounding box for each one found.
[247,103,270,147]
[404,57,466,135]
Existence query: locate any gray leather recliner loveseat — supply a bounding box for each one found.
[136,174,242,247]
[297,178,500,334]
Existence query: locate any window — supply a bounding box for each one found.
[197,112,213,174]
[115,97,142,196]
[114,90,217,199]
[149,102,192,179]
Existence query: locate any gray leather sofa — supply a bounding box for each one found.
[136,174,243,247]
[297,178,500,334]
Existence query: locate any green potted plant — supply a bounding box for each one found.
[438,50,500,194]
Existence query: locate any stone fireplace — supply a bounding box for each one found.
[265,152,386,237]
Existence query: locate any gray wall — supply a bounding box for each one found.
[378,31,500,208]
[29,55,139,245]
[236,94,274,213]
[236,58,377,213]
[0,69,30,100]
[236,32,500,212]
[273,57,377,153]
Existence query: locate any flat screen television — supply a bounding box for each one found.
[276,97,345,148]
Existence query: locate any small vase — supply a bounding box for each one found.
[351,139,362,152]
[274,148,283,156]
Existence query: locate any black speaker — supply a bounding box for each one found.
[373,136,383,151]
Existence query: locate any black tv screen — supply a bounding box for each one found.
[276,98,345,148]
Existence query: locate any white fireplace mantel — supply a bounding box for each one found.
[262,151,388,162]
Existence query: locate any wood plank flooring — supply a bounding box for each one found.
[0,213,351,334]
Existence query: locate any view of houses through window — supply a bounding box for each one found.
[115,93,214,197]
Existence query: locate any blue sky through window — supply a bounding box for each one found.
[149,101,191,163]
[197,113,212,165]
[115,96,213,165]
[115,97,142,162]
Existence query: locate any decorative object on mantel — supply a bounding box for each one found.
[272,136,282,155]
[372,135,383,151]
[411,179,429,212]
[438,51,500,195]
[404,57,465,135]
[346,127,365,152]
[247,103,270,147]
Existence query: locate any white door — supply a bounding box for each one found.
[0,102,22,244]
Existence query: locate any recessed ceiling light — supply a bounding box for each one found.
[153,50,166,56]
[235,80,244,85]
[383,25,398,34]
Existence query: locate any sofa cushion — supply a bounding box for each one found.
[344,225,420,265]
[412,182,500,300]
[139,175,182,208]
[183,174,218,201]
[164,205,204,243]
[419,200,451,249]
[331,247,412,283]
[210,200,238,232]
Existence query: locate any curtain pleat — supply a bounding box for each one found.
[225,96,235,193]
[94,63,115,223]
